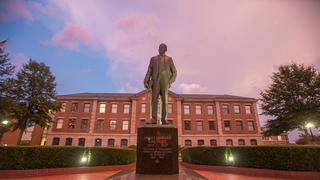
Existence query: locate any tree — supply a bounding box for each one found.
[10,59,61,144]
[260,63,320,136]
[0,42,15,115]
[0,41,15,143]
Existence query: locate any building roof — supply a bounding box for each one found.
[58,91,257,101]
[58,93,134,98]
[178,94,256,100]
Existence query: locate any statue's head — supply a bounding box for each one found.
[158,43,167,55]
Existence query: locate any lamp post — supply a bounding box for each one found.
[0,120,10,145]
[305,123,314,142]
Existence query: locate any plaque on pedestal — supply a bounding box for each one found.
[136,124,179,174]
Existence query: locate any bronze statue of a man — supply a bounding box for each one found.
[144,43,177,124]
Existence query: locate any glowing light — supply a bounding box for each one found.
[228,156,234,162]
[2,120,9,125]
[81,157,87,163]
[306,123,314,128]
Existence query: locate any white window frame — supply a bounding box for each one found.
[99,103,106,113]
[111,104,118,113]
[141,103,146,113]
[122,120,129,130]
[195,104,202,115]
[184,104,190,115]
[56,118,63,129]
[123,104,130,114]
[110,119,116,130]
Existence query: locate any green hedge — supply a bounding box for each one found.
[181,145,320,171]
[0,146,136,170]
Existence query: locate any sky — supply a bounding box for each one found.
[1,0,320,142]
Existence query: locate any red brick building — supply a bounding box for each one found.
[43,90,266,147]
[1,90,289,147]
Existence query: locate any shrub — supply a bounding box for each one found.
[0,146,136,170]
[181,145,320,171]
[128,145,137,150]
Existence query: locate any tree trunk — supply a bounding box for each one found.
[0,133,3,145]
[17,128,25,145]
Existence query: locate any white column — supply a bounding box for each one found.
[88,99,98,146]
[176,99,183,146]
[129,99,137,145]
[215,101,223,146]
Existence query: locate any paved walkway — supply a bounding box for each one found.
[1,163,319,180]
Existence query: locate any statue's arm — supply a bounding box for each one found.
[144,58,153,89]
[169,58,177,84]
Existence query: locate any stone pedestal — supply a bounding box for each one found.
[136,124,179,174]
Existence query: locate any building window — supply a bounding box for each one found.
[141,103,146,113]
[196,121,203,131]
[124,104,130,114]
[95,138,102,146]
[96,119,104,130]
[236,121,243,130]
[83,103,90,113]
[250,139,257,145]
[224,120,231,131]
[99,103,106,113]
[168,103,173,114]
[52,137,60,145]
[68,119,76,129]
[277,136,282,141]
[198,139,204,146]
[122,120,129,130]
[71,103,78,112]
[210,139,217,146]
[185,140,192,147]
[207,105,214,115]
[245,105,252,114]
[184,120,191,130]
[108,139,115,147]
[234,105,240,114]
[209,120,216,130]
[195,105,202,114]
[56,118,63,129]
[168,120,173,125]
[78,138,85,146]
[111,104,118,113]
[140,119,146,125]
[80,119,88,129]
[222,104,229,114]
[65,138,72,146]
[110,120,116,130]
[121,139,128,147]
[238,139,245,145]
[226,139,233,146]
[184,104,190,114]
[248,120,255,131]
[60,102,66,112]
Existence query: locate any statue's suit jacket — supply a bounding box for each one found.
[144,55,177,89]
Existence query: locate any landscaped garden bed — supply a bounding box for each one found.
[0,146,136,170]
[181,145,320,171]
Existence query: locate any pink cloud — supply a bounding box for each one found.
[11,53,28,71]
[0,0,33,22]
[50,24,91,50]
[178,83,208,94]
[49,0,320,143]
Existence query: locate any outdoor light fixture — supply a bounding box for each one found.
[228,156,234,162]
[81,156,87,163]
[306,123,314,128]
[305,122,315,142]
[2,120,9,125]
